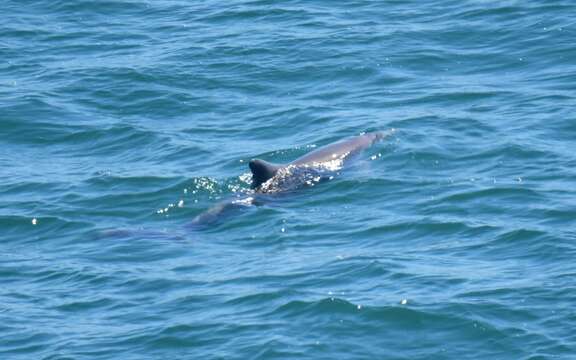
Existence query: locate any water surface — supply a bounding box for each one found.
[1,0,575,359]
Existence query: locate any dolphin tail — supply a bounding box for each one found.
[249,159,281,188]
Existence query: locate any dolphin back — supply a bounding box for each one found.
[291,130,392,166]
[249,130,394,192]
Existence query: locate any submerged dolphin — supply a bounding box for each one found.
[189,130,394,228]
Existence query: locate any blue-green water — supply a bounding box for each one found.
[2,0,576,358]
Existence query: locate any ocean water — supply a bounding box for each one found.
[1,0,575,358]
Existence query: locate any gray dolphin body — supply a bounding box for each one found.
[189,130,393,228]
[249,131,391,192]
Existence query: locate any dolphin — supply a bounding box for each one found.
[249,130,392,192]
[188,130,394,228]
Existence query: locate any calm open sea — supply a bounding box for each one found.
[1,0,575,359]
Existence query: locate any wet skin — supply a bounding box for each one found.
[188,130,394,229]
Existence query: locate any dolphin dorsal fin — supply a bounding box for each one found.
[249,159,280,188]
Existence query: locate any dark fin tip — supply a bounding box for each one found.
[249,159,278,188]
